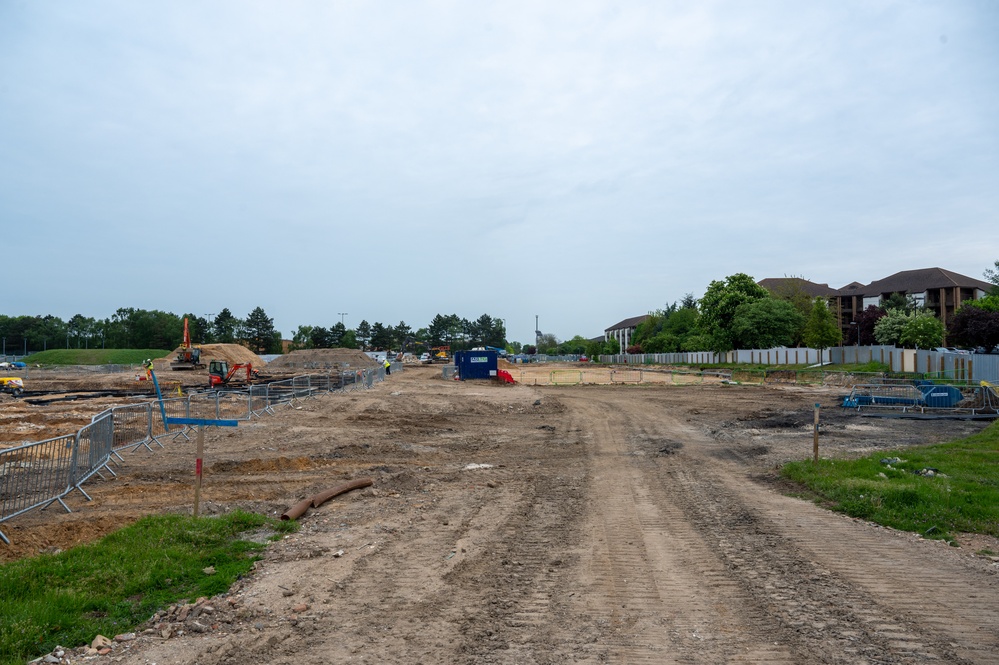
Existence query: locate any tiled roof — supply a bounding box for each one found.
[848,268,992,297]
[758,277,838,298]
[605,315,649,332]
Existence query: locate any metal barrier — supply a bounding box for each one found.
[610,369,643,384]
[74,414,116,489]
[842,382,998,417]
[105,403,154,455]
[0,434,78,544]
[0,364,395,545]
[551,370,582,385]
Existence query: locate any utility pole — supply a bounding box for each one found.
[535,315,542,354]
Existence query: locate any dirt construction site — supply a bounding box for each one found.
[2,356,999,664]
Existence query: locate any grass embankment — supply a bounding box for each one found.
[782,421,999,545]
[0,512,295,665]
[23,349,172,366]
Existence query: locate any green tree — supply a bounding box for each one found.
[355,320,371,349]
[537,333,560,354]
[984,259,999,291]
[290,325,313,351]
[561,335,589,355]
[341,329,358,349]
[393,321,413,350]
[949,303,999,350]
[766,275,816,319]
[242,307,279,353]
[330,322,347,347]
[731,299,804,349]
[873,309,910,346]
[699,273,771,352]
[369,322,392,350]
[603,337,620,355]
[847,305,886,346]
[882,292,919,314]
[213,309,240,344]
[427,314,449,347]
[899,314,945,349]
[310,326,333,348]
[802,298,842,352]
[681,333,712,352]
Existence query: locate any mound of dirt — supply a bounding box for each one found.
[267,348,380,371]
[152,344,266,372]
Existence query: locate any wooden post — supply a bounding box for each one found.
[194,426,204,517]
[813,403,820,463]
[163,417,238,519]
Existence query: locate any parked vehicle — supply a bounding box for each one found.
[0,377,24,397]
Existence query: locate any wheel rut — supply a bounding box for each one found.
[561,391,999,664]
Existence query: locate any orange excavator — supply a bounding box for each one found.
[170,318,206,370]
[208,360,260,388]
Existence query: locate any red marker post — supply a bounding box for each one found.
[165,418,238,517]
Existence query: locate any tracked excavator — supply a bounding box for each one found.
[170,318,206,370]
[208,360,261,388]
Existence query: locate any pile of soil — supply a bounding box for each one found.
[266,348,379,371]
[152,344,266,371]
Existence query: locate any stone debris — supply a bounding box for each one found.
[28,583,306,664]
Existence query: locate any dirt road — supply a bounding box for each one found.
[7,366,999,663]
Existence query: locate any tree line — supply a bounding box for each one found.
[289,314,509,354]
[0,309,513,357]
[624,260,999,356]
[0,307,283,355]
[4,261,996,358]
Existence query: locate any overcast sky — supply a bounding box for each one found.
[2,1,996,345]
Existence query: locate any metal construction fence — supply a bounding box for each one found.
[0,366,393,545]
[842,382,999,418]
[498,364,988,390]
[598,346,999,383]
[508,367,731,387]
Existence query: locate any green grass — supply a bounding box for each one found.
[23,349,172,366]
[0,512,296,665]
[781,421,999,544]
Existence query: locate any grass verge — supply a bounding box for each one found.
[22,349,172,366]
[781,421,999,544]
[0,511,295,665]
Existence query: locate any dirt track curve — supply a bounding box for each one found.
[7,365,999,664]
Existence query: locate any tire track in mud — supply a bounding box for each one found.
[570,395,798,663]
[720,475,999,664]
[635,392,997,664]
[563,390,999,664]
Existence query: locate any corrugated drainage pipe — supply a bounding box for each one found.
[281,477,375,521]
[312,477,374,508]
[281,497,314,521]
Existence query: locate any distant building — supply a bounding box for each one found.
[758,277,839,299]
[604,315,649,351]
[830,267,993,336]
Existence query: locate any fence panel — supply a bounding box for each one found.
[151,397,192,442]
[108,403,153,454]
[73,413,115,489]
[610,369,643,384]
[730,369,765,385]
[550,370,582,386]
[671,371,704,385]
[0,435,78,544]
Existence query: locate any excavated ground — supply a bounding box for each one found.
[3,364,999,664]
